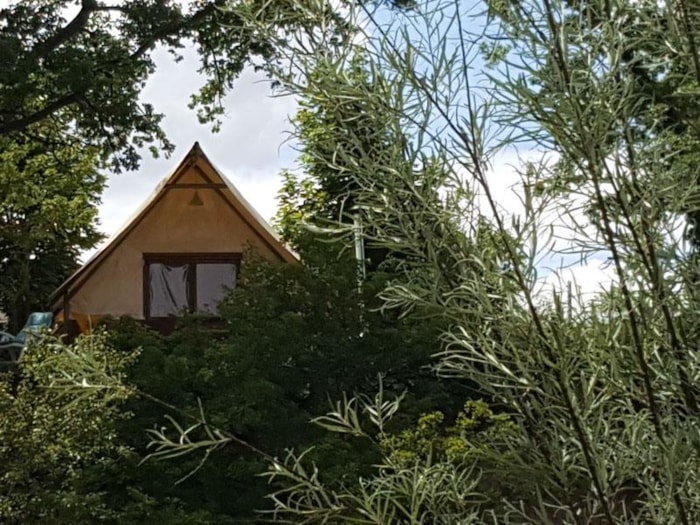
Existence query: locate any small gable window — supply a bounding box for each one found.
[144,253,240,319]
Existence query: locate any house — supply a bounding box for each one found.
[50,142,297,333]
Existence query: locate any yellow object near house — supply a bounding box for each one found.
[50,142,297,334]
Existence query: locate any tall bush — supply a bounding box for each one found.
[227,0,700,522]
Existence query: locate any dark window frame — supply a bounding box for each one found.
[143,252,241,320]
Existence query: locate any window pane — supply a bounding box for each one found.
[149,263,189,317]
[196,263,236,314]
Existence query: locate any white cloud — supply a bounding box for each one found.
[475,148,615,299]
[536,257,617,301]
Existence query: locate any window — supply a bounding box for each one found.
[143,253,240,319]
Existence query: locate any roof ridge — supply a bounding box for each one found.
[49,143,297,307]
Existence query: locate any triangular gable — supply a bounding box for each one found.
[50,142,297,309]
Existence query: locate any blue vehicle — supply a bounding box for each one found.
[0,312,53,363]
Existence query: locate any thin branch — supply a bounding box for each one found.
[0,93,82,135]
[363,4,616,521]
[615,131,698,415]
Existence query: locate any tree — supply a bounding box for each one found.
[0,133,104,331]
[276,55,406,248]
[275,51,505,295]
[232,0,700,522]
[0,332,134,524]
[0,0,408,171]
[100,245,463,522]
[489,0,700,249]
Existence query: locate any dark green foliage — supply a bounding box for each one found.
[0,134,104,331]
[101,247,463,522]
[0,0,410,171]
[217,250,462,424]
[97,318,236,524]
[0,0,302,169]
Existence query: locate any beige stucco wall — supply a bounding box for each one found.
[68,177,279,318]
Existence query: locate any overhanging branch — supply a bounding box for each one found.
[0,93,81,135]
[32,0,98,58]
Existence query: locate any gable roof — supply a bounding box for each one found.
[50,142,297,307]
